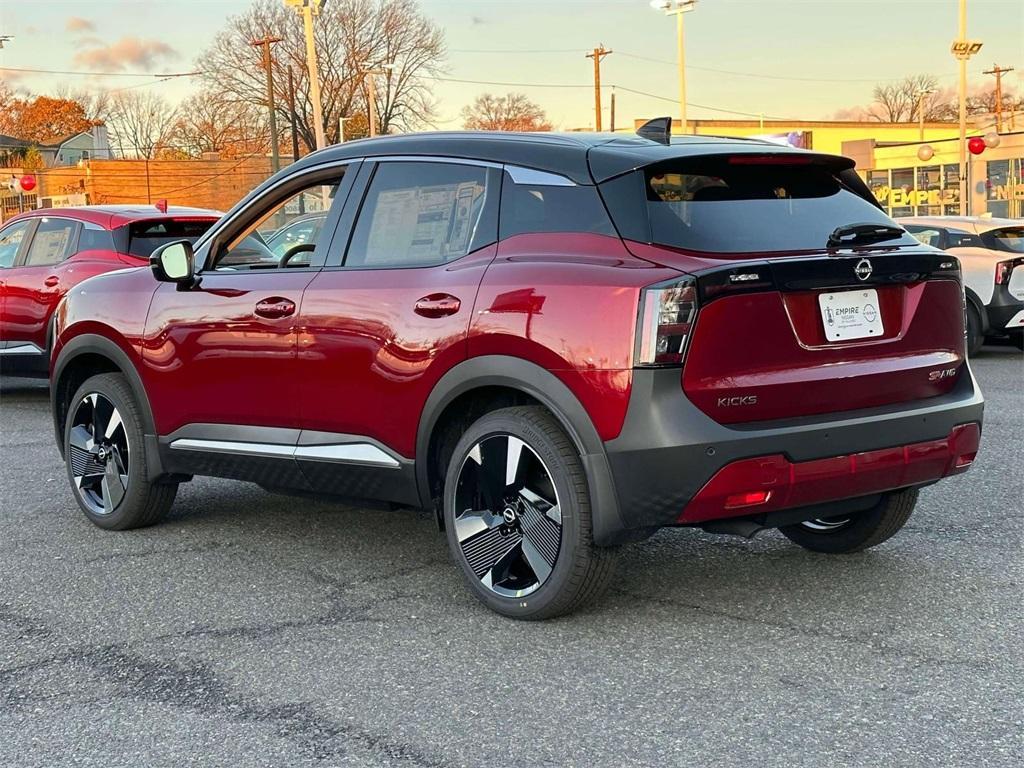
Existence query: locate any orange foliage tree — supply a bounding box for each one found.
[461,93,553,132]
[0,95,96,145]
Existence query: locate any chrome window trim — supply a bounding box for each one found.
[505,165,577,187]
[169,437,401,468]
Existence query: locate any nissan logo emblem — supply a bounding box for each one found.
[854,258,873,281]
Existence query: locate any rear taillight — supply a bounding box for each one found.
[995,260,1013,285]
[635,277,697,367]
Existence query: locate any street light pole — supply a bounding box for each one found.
[957,0,968,215]
[286,0,326,150]
[362,65,393,138]
[917,88,934,142]
[651,1,697,135]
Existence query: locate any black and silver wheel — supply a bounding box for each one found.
[64,373,177,530]
[444,406,616,620]
[779,489,918,554]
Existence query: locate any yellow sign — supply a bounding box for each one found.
[872,186,959,207]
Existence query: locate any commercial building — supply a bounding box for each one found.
[635,117,1022,219]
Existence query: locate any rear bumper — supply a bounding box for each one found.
[601,367,984,534]
[985,284,1024,332]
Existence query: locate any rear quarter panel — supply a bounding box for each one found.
[949,246,998,304]
[470,233,678,441]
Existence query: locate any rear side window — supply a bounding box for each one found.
[25,217,78,266]
[946,229,984,249]
[500,174,615,238]
[77,224,116,253]
[122,219,216,259]
[346,161,497,269]
[982,227,1024,253]
[601,157,916,254]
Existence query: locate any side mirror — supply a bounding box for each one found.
[150,240,197,287]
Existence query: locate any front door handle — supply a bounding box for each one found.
[414,293,461,318]
[254,297,296,319]
[44,275,59,287]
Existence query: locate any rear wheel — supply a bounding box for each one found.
[779,489,917,554]
[966,303,984,357]
[443,406,617,620]
[65,373,177,530]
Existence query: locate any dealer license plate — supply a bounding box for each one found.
[818,289,883,341]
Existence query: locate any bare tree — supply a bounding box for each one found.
[461,93,552,132]
[194,0,445,151]
[170,91,271,158]
[106,90,177,159]
[870,74,940,122]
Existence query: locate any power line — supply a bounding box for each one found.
[0,66,201,78]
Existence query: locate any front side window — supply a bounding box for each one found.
[24,218,78,266]
[905,225,944,249]
[265,215,326,258]
[345,162,497,269]
[0,220,31,268]
[213,174,343,271]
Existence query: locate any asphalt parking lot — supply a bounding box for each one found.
[0,346,1021,768]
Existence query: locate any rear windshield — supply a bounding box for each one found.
[122,219,216,258]
[981,227,1024,253]
[601,158,915,253]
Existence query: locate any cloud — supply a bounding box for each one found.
[66,17,95,33]
[73,37,179,72]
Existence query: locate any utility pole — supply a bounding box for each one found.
[983,64,1014,133]
[250,35,283,173]
[651,1,698,135]
[586,46,612,131]
[917,88,934,142]
[287,66,300,164]
[286,0,326,149]
[610,88,616,133]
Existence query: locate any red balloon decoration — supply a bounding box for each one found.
[967,137,986,155]
[19,175,36,192]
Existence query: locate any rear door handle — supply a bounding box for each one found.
[254,297,296,319]
[414,293,461,318]
[44,275,59,287]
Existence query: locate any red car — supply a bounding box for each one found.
[49,128,983,619]
[0,205,219,376]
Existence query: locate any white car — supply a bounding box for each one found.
[899,216,1024,354]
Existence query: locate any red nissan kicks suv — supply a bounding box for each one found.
[50,128,984,619]
[0,205,219,377]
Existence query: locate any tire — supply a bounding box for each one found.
[64,373,177,530]
[779,489,917,554]
[443,406,617,620]
[966,303,984,357]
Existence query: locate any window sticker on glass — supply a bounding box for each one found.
[364,181,485,265]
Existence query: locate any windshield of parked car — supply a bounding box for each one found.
[123,218,217,259]
[982,227,1024,253]
[603,157,917,254]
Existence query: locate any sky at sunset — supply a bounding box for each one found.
[1,0,1022,130]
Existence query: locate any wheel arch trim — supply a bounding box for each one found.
[416,355,627,545]
[50,334,162,478]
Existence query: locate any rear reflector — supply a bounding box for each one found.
[679,422,981,524]
[724,490,772,509]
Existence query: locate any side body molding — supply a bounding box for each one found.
[416,355,632,546]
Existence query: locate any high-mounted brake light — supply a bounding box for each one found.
[727,155,815,165]
[635,277,697,367]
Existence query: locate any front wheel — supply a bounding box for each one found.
[779,489,917,554]
[65,373,177,530]
[443,406,617,620]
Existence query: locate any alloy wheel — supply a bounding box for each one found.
[453,434,562,598]
[68,393,130,516]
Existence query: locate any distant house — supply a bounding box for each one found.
[0,126,112,168]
